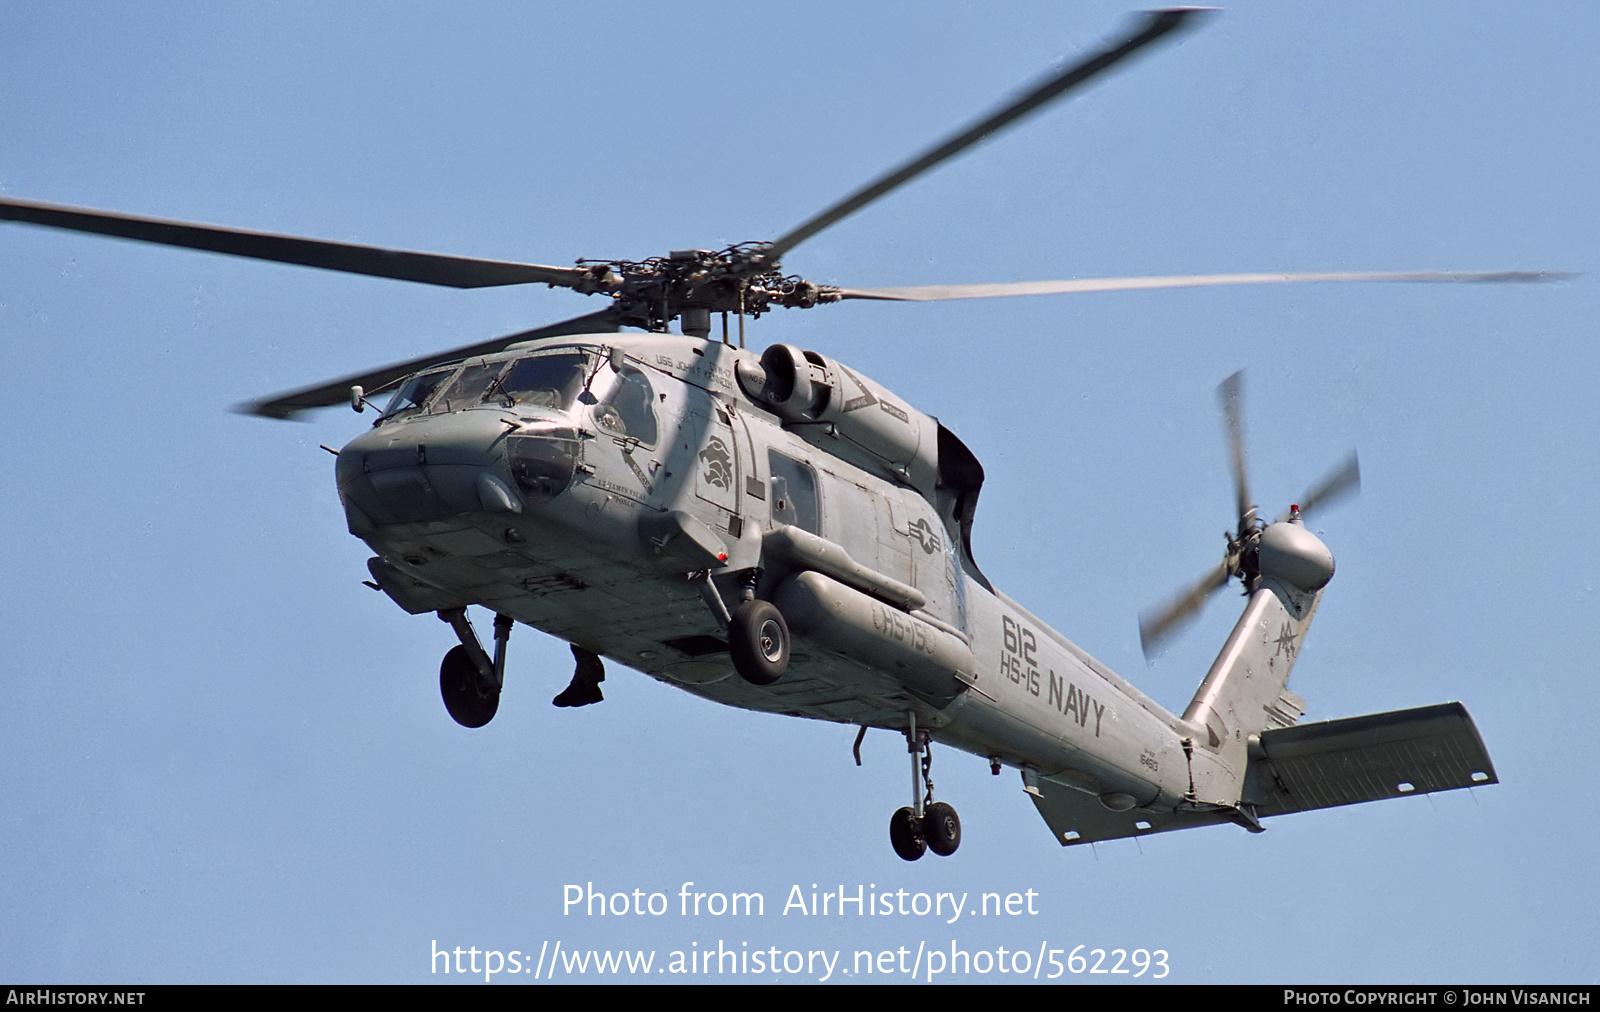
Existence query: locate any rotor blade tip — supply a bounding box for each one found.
[1142,8,1219,34]
[1138,623,1162,663]
[232,401,304,421]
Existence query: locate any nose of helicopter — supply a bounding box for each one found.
[336,409,575,528]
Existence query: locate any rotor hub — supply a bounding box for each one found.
[577,243,843,333]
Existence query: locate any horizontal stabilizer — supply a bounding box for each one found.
[1249,702,1497,816]
[1027,702,1496,847]
[1027,782,1232,847]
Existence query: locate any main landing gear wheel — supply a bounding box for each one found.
[889,717,960,860]
[923,801,961,856]
[440,644,500,728]
[728,600,790,686]
[890,806,927,862]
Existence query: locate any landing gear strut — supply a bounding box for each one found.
[889,713,961,861]
[438,609,511,728]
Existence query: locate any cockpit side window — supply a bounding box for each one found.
[593,363,659,445]
[492,352,590,411]
[381,367,455,420]
[768,450,819,535]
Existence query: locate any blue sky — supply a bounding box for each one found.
[3,1,1596,984]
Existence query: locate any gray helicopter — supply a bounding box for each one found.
[2,10,1528,859]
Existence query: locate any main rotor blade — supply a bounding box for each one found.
[1139,560,1231,661]
[1219,369,1254,536]
[1279,452,1361,523]
[0,197,589,289]
[758,7,1210,264]
[832,269,1572,302]
[237,307,622,420]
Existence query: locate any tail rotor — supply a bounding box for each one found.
[1139,371,1359,661]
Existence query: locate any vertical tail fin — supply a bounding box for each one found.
[1181,519,1333,806]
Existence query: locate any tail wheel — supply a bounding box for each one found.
[729,600,790,686]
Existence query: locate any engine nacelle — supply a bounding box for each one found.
[745,343,939,492]
[752,343,825,421]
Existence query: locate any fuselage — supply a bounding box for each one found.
[337,333,1197,816]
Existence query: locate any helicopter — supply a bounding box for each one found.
[1,9,1532,860]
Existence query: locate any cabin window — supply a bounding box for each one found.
[769,450,819,534]
[594,363,659,444]
[492,352,590,411]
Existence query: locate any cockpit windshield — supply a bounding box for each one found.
[489,352,590,411]
[434,362,504,411]
[378,350,592,423]
[381,368,454,420]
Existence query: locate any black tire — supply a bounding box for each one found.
[889,806,926,862]
[440,645,499,728]
[923,801,961,856]
[728,600,789,686]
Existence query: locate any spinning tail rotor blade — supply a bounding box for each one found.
[1137,370,1251,661]
[758,8,1210,264]
[1219,369,1254,535]
[237,307,623,420]
[1139,560,1232,661]
[1280,452,1361,523]
[831,269,1572,302]
[0,197,590,290]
